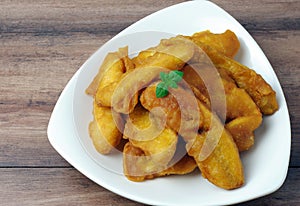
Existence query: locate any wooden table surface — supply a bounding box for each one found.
[0,0,299,205]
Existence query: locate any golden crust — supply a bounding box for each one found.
[132,36,195,70]
[187,133,244,190]
[189,30,240,58]
[183,64,263,151]
[88,101,123,154]
[140,83,202,142]
[86,46,134,97]
[190,41,278,115]
[140,83,244,189]
[86,46,138,112]
[124,105,178,168]
[123,142,197,182]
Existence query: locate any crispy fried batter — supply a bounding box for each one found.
[132,36,195,70]
[123,142,197,182]
[86,48,123,96]
[161,154,197,176]
[132,50,156,68]
[87,46,138,110]
[119,46,135,72]
[182,63,226,117]
[187,133,244,190]
[183,64,263,151]
[182,64,209,105]
[189,30,240,58]
[124,105,178,168]
[140,83,202,142]
[111,66,167,114]
[186,98,244,189]
[140,83,244,189]
[219,68,262,151]
[124,104,167,141]
[88,101,123,154]
[190,41,278,114]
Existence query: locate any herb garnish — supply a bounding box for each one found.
[155,70,184,98]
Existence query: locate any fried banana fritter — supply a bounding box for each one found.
[86,48,123,96]
[188,30,240,58]
[132,36,195,70]
[183,64,262,151]
[88,101,123,154]
[123,142,197,182]
[140,83,201,142]
[140,83,244,189]
[187,133,244,190]
[86,46,138,110]
[220,68,262,151]
[111,66,167,114]
[190,41,278,115]
[124,105,178,168]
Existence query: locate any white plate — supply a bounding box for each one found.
[47,1,291,205]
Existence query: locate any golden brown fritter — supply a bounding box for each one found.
[86,48,123,96]
[182,63,226,117]
[183,64,263,151]
[187,133,244,190]
[132,36,195,70]
[88,101,123,154]
[123,142,197,182]
[189,41,278,115]
[111,66,167,114]
[140,83,202,142]
[188,30,240,58]
[124,105,178,168]
[140,83,244,189]
[86,46,138,111]
[220,68,262,151]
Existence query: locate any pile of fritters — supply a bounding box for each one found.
[86,30,278,189]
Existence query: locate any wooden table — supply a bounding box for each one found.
[1,0,299,205]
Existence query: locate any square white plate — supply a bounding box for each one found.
[47,1,291,205]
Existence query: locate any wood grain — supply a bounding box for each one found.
[0,0,299,205]
[0,168,299,206]
[0,168,142,206]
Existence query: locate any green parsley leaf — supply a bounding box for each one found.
[168,80,178,88]
[160,72,168,82]
[171,70,184,82]
[156,82,169,98]
[156,70,184,98]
